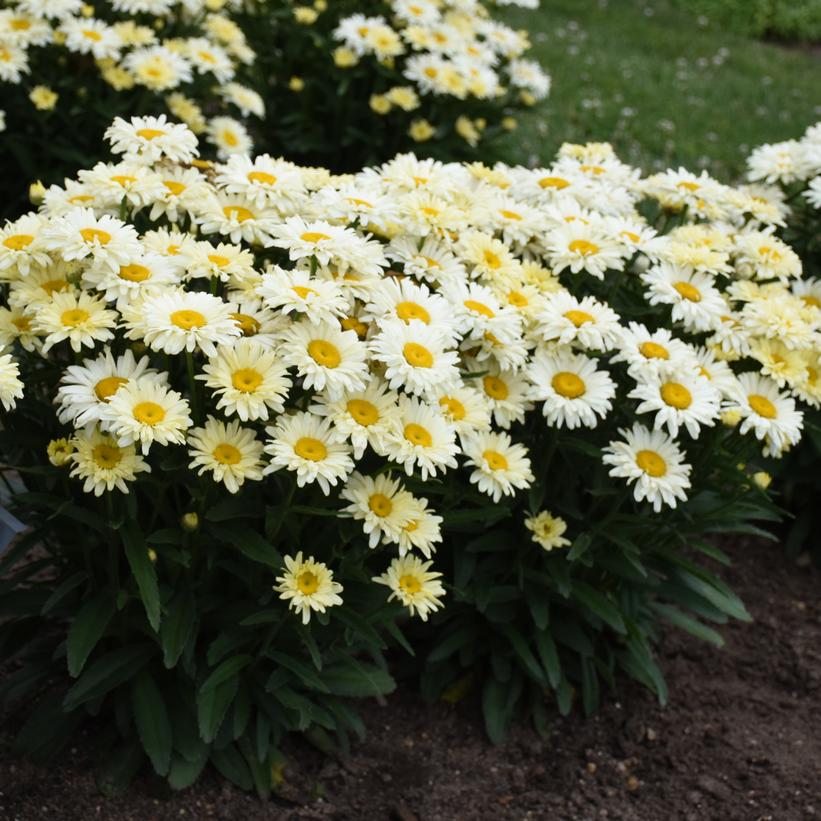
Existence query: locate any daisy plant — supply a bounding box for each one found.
[0,117,815,789]
[743,122,821,562]
[0,0,262,219]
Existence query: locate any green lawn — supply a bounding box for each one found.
[498,0,821,179]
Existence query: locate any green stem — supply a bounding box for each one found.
[185,351,200,423]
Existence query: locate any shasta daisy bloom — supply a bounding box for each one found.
[33,291,117,354]
[264,412,354,494]
[395,495,443,558]
[215,153,307,211]
[69,427,150,496]
[383,395,459,480]
[218,82,266,119]
[524,510,570,551]
[473,365,532,429]
[692,346,740,398]
[456,230,519,280]
[602,423,692,512]
[207,116,252,161]
[61,18,122,60]
[274,552,344,625]
[462,430,534,502]
[733,230,802,283]
[268,217,346,267]
[442,280,523,346]
[56,349,164,428]
[640,263,724,333]
[435,384,492,438]
[47,437,75,467]
[611,322,697,379]
[373,554,445,622]
[535,291,622,351]
[100,379,192,454]
[41,209,141,272]
[309,378,400,460]
[82,252,179,304]
[148,167,214,224]
[723,373,803,457]
[0,214,51,277]
[257,267,348,325]
[180,241,256,285]
[199,339,291,422]
[545,221,628,279]
[123,45,193,91]
[0,352,24,410]
[479,198,546,248]
[123,289,240,357]
[0,305,40,352]
[369,320,460,399]
[7,261,74,309]
[340,472,417,548]
[78,161,167,212]
[280,320,368,398]
[197,194,279,246]
[386,235,466,285]
[187,417,265,494]
[630,368,720,439]
[528,347,615,430]
[748,339,806,389]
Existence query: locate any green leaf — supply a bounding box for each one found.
[652,603,725,647]
[41,571,88,615]
[197,676,239,743]
[200,655,252,695]
[211,523,280,567]
[495,624,545,684]
[132,671,172,776]
[168,751,208,791]
[676,569,751,622]
[567,532,593,561]
[572,582,627,634]
[482,671,523,744]
[211,744,253,791]
[95,740,144,797]
[322,660,396,698]
[66,592,116,677]
[267,650,329,692]
[122,521,161,632]
[160,590,197,669]
[63,644,154,711]
[533,630,562,688]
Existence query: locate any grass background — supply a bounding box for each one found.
[498,0,821,179]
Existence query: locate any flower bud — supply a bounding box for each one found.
[181,512,199,532]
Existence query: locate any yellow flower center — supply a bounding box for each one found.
[80,227,111,245]
[421,255,441,268]
[231,313,260,336]
[42,278,68,295]
[341,316,368,338]
[404,520,419,533]
[347,398,379,426]
[636,449,667,477]
[673,281,701,303]
[399,574,422,594]
[60,308,90,327]
[11,316,30,331]
[300,231,331,243]
[94,376,128,402]
[294,436,327,461]
[111,175,136,187]
[170,309,206,330]
[347,197,373,208]
[369,493,393,517]
[551,371,586,399]
[439,396,465,421]
[247,171,277,186]
[3,234,34,251]
[483,250,502,269]
[507,290,528,308]
[568,239,600,256]
[81,29,102,41]
[800,294,821,309]
[500,209,522,221]
[621,231,641,243]
[403,342,434,368]
[92,443,122,469]
[222,130,239,148]
[208,254,230,267]
[231,368,263,393]
[676,180,700,192]
[223,205,253,222]
[136,128,167,140]
[213,443,242,465]
[396,301,431,324]
[308,339,341,368]
[297,570,319,595]
[463,299,495,318]
[163,180,186,196]
[292,285,317,299]
[660,382,692,410]
[404,423,432,448]
[748,394,776,419]
[564,309,594,327]
[482,375,509,401]
[119,263,151,282]
[639,341,669,360]
[483,449,509,471]
[538,176,570,189]
[10,18,31,30]
[133,401,166,425]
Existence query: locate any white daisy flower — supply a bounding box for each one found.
[545,220,628,279]
[535,290,622,351]
[395,494,443,558]
[257,266,348,325]
[0,352,24,410]
[187,416,265,494]
[472,365,532,429]
[641,262,725,333]
[362,277,459,341]
[33,291,117,353]
[0,214,51,277]
[373,554,445,622]
[611,322,697,379]
[524,510,571,551]
[434,384,492,438]
[462,430,534,502]
[275,552,344,625]
[602,423,692,512]
[69,427,150,496]
[264,411,354,494]
[340,472,417,548]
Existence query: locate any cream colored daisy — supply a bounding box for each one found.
[274,552,344,625]
[462,430,534,502]
[69,427,150,496]
[187,416,264,494]
[33,291,117,353]
[340,472,417,548]
[0,352,24,410]
[395,495,443,558]
[257,266,348,325]
[373,554,445,621]
[524,510,570,551]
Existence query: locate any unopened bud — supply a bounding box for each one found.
[181,512,199,532]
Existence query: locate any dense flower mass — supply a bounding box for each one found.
[1,117,818,623]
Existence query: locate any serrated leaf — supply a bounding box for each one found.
[66,592,115,677]
[160,590,196,669]
[132,671,172,776]
[122,521,161,632]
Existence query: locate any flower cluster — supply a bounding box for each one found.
[1,117,816,625]
[0,0,261,215]
[235,0,550,168]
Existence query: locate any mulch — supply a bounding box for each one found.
[1,536,819,821]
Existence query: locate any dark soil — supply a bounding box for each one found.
[1,537,820,821]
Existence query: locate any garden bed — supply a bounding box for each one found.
[2,536,819,821]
